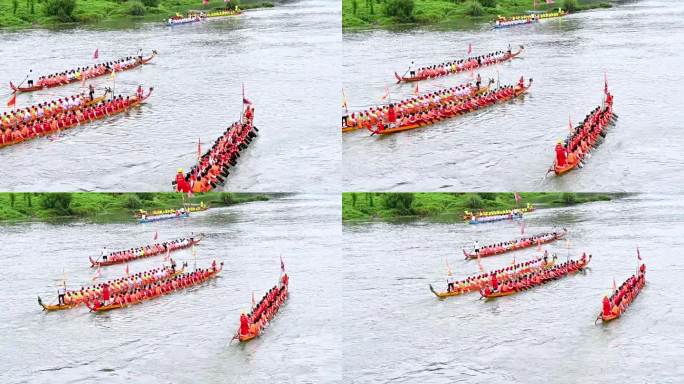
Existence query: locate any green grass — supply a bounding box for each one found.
[343,0,612,29]
[343,192,622,221]
[0,192,273,222]
[0,0,273,29]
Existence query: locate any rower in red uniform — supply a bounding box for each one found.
[491,273,499,291]
[376,119,384,133]
[240,313,250,335]
[102,283,111,303]
[175,169,190,193]
[387,104,396,127]
[602,295,612,316]
[555,141,567,167]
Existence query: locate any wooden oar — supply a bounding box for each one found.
[13,70,32,90]
[396,61,414,83]
[594,312,602,324]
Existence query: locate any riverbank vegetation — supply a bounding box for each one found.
[0,0,273,29]
[0,192,272,222]
[343,0,612,29]
[343,192,620,221]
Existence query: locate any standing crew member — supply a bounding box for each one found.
[602,295,612,317]
[240,313,250,335]
[57,284,66,305]
[555,141,567,167]
[102,283,111,304]
[175,169,190,193]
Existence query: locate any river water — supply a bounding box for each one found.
[0,194,341,384]
[342,0,684,192]
[0,0,340,192]
[343,194,684,383]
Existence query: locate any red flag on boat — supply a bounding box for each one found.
[93,48,99,60]
[341,88,348,112]
[153,230,158,240]
[6,93,16,108]
[125,264,130,276]
[92,267,102,282]
[197,138,202,160]
[242,84,252,105]
[381,86,389,101]
[568,114,574,132]
[467,43,472,55]
[604,72,609,94]
[637,246,641,260]
[280,255,285,272]
[414,83,419,96]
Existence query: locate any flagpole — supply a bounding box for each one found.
[241,84,245,123]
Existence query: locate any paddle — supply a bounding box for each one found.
[396,61,415,83]
[13,70,32,90]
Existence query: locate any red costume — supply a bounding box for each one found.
[387,106,396,124]
[240,314,249,335]
[555,143,567,166]
[602,296,611,316]
[102,283,110,301]
[175,172,190,193]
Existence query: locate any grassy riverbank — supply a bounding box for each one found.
[0,0,273,29]
[343,192,620,221]
[343,0,612,29]
[0,192,272,222]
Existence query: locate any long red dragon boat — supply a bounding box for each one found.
[173,105,257,193]
[89,236,202,267]
[552,88,615,175]
[1,87,153,150]
[236,273,289,342]
[463,229,567,259]
[429,255,556,298]
[394,46,523,83]
[480,254,591,299]
[86,262,223,312]
[371,79,532,135]
[599,265,646,322]
[38,265,185,311]
[1,90,109,127]
[10,52,156,93]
